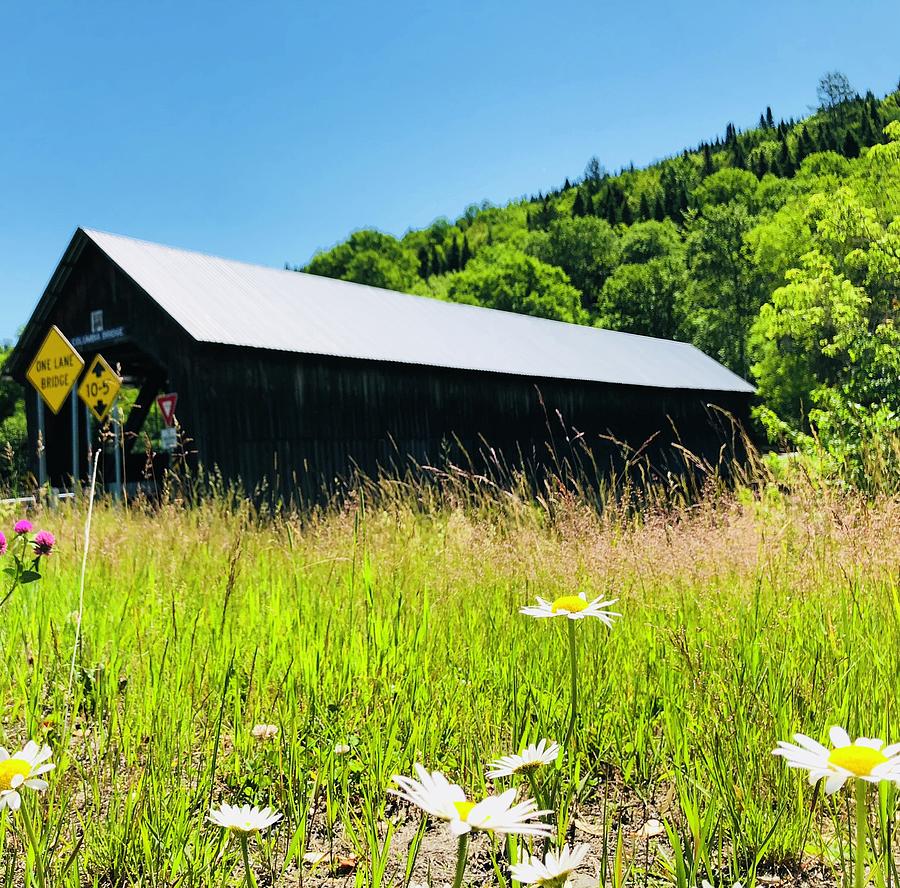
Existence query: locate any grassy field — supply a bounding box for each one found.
[0,474,899,887]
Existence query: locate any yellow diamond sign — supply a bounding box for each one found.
[78,354,122,422]
[26,326,85,414]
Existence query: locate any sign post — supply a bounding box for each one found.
[77,355,122,422]
[78,354,123,499]
[26,326,85,414]
[156,393,178,452]
[112,399,123,500]
[71,391,79,488]
[36,393,46,487]
[84,403,92,475]
[26,326,85,491]
[156,393,177,426]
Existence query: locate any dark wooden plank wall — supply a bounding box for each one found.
[190,343,751,502]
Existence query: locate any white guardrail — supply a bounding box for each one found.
[0,493,76,506]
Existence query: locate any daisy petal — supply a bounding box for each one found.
[824,773,846,795]
[829,726,851,748]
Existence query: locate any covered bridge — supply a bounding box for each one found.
[7,228,755,500]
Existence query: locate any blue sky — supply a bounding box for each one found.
[1,0,899,341]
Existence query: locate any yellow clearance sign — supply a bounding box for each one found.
[25,326,85,414]
[78,354,122,422]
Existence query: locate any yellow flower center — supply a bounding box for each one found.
[454,801,476,822]
[551,595,587,614]
[828,744,888,776]
[0,759,30,790]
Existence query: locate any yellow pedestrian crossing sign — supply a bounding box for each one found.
[78,354,122,421]
[26,325,85,414]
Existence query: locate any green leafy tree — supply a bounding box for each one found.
[598,255,688,340]
[693,168,759,210]
[0,349,27,484]
[526,217,620,310]
[306,230,419,291]
[685,202,762,376]
[442,245,588,324]
[618,219,682,265]
[751,127,900,475]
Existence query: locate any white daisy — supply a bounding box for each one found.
[486,739,560,779]
[510,843,590,887]
[390,765,467,821]
[209,802,282,834]
[519,592,619,625]
[773,726,900,795]
[461,789,552,837]
[390,766,552,837]
[0,741,54,811]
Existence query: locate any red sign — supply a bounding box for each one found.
[156,393,178,427]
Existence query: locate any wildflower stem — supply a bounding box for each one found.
[855,779,867,888]
[451,833,470,888]
[240,834,258,888]
[565,619,578,750]
[20,802,47,888]
[526,769,543,811]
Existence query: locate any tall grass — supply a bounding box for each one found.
[0,460,898,886]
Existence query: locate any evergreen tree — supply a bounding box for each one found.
[447,236,460,271]
[732,140,745,168]
[429,244,443,276]
[460,234,472,268]
[572,189,587,217]
[582,190,594,216]
[872,101,883,126]
[653,195,665,222]
[754,151,769,178]
[798,125,814,158]
[417,246,430,279]
[725,122,737,144]
[842,130,861,159]
[860,109,878,147]
[766,106,775,128]
[563,177,572,191]
[779,138,793,176]
[678,183,689,219]
[621,198,634,226]
[759,113,768,130]
[661,171,678,219]
[702,142,714,176]
[584,156,604,191]
[639,191,651,221]
[603,188,620,224]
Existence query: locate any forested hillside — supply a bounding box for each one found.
[301,74,900,478]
